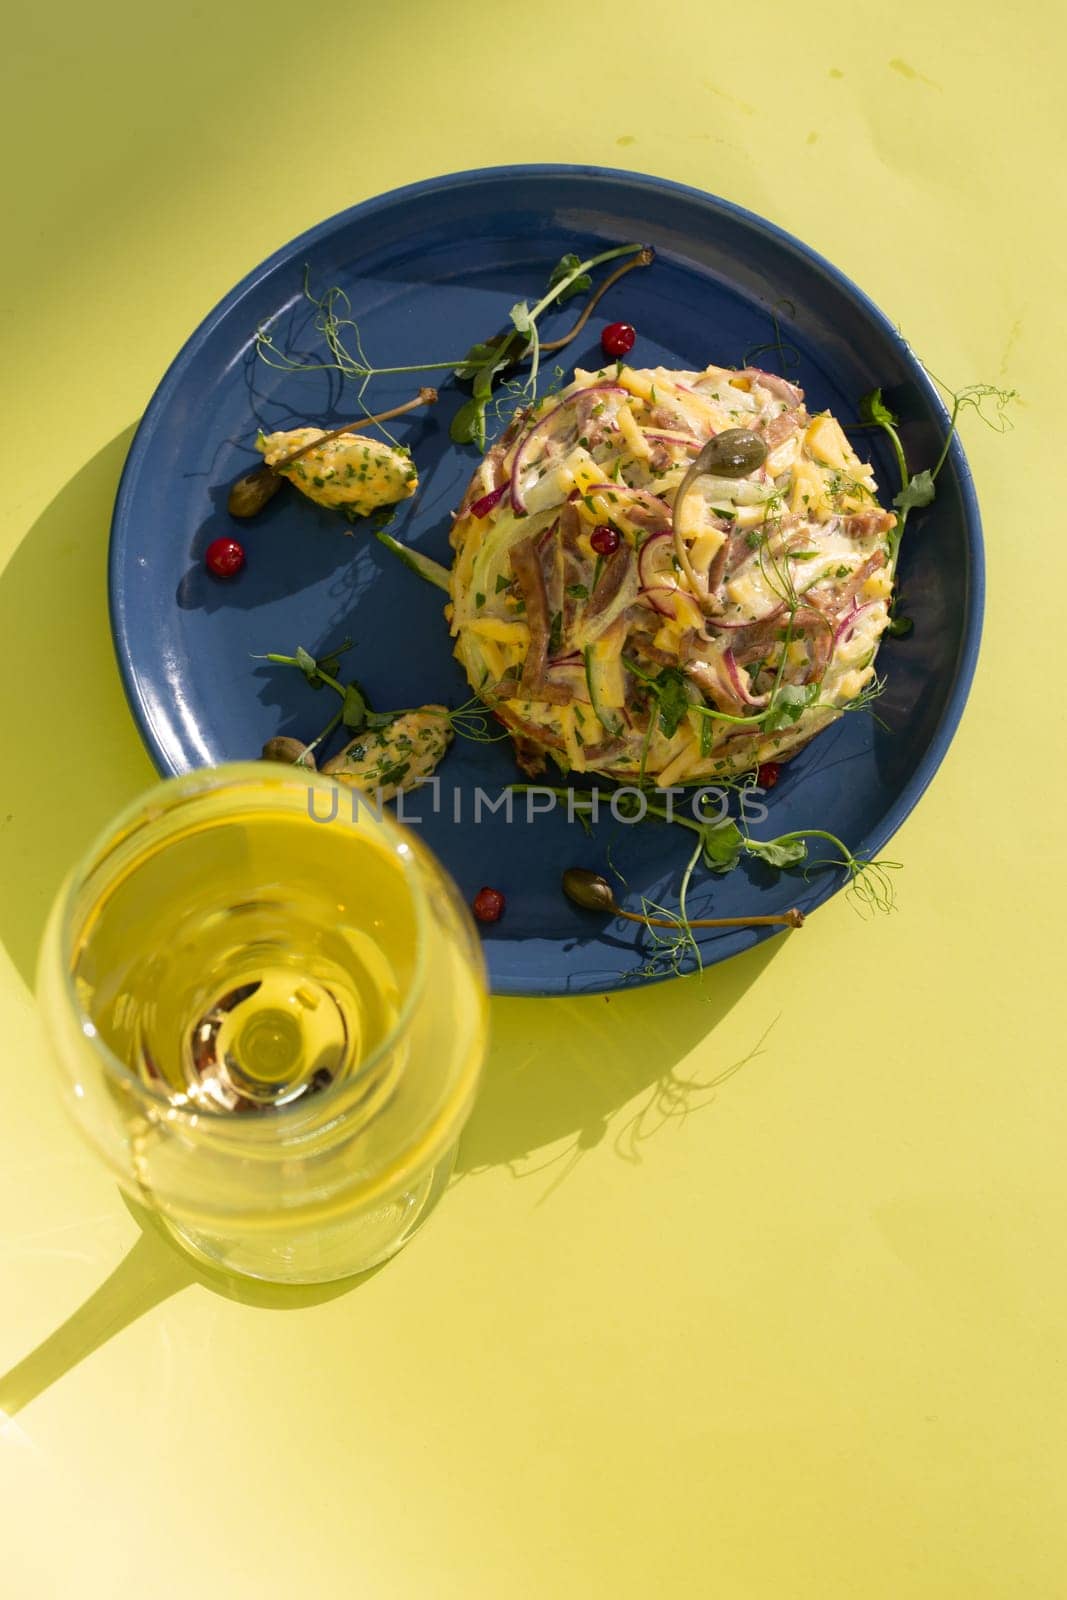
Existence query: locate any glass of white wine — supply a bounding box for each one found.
[36,763,489,1284]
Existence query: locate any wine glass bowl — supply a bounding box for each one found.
[36,764,489,1284]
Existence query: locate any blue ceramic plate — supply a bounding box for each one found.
[109,165,982,995]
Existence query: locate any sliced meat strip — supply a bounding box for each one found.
[844,509,897,541]
[685,657,748,717]
[575,387,620,449]
[496,709,566,752]
[541,523,565,629]
[741,369,805,407]
[585,546,633,621]
[728,605,827,668]
[510,734,547,777]
[803,617,835,685]
[805,549,889,618]
[558,505,590,639]
[627,625,679,667]
[581,735,628,763]
[649,402,695,432]
[706,522,755,598]
[511,530,554,695]
[761,406,809,446]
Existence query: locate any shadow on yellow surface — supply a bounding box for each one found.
[0,1197,385,1420]
[0,435,788,1421]
[1,936,782,1420]
[0,429,155,988]
[457,938,782,1185]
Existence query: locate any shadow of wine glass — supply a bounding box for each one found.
[0,938,780,1422]
[0,433,792,1422]
[0,1196,384,1423]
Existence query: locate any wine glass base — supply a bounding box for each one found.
[153,1143,457,1286]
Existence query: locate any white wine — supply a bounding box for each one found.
[73,808,418,1115]
[40,767,488,1283]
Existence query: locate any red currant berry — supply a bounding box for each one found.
[601,321,636,358]
[756,762,781,789]
[590,524,620,555]
[205,536,245,577]
[472,886,505,923]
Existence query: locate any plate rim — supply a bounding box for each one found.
[108,163,984,994]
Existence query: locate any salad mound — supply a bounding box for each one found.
[448,363,896,783]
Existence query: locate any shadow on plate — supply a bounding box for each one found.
[173,396,449,616]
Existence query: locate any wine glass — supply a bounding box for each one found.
[36,763,488,1285]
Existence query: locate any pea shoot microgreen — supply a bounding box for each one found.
[256,642,509,757]
[451,243,651,449]
[254,245,653,457]
[859,377,1018,568]
[741,297,802,373]
[516,778,897,975]
[634,834,705,978]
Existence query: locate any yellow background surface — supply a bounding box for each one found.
[1,3,1064,1595]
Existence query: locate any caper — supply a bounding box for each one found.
[697,428,768,478]
[228,465,283,519]
[562,864,805,932]
[562,868,619,914]
[261,736,316,768]
[671,430,770,555]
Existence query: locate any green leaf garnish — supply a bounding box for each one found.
[342,683,368,729]
[449,395,489,447]
[315,637,354,679]
[509,301,535,338]
[453,339,508,382]
[624,659,692,740]
[447,244,649,447]
[294,645,318,681]
[893,469,935,513]
[860,377,1017,570]
[859,387,899,429]
[701,819,744,874]
[547,253,593,302]
[763,682,819,731]
[257,641,507,760]
[745,836,808,869]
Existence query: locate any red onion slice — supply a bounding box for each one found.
[723,648,770,707]
[637,529,674,588]
[468,483,508,520]
[638,584,705,626]
[637,583,677,618]
[510,384,628,514]
[832,599,877,648]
